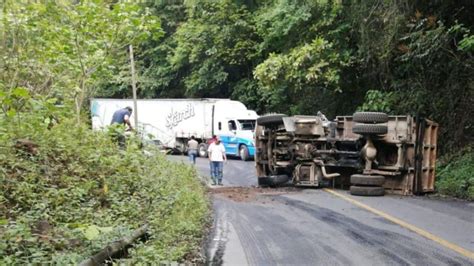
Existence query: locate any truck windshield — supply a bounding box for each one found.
[238,120,256,130]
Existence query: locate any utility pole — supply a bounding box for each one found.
[129,45,138,130]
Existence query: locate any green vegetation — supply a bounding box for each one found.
[109,0,472,155]
[1,0,473,262]
[1,1,208,263]
[122,0,471,198]
[0,1,162,121]
[436,146,474,200]
[0,93,209,264]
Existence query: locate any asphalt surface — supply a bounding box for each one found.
[167,155,474,265]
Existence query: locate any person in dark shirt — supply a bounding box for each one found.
[110,107,133,148]
[111,106,133,131]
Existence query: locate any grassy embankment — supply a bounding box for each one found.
[436,146,474,200]
[0,98,210,264]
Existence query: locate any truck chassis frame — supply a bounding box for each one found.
[255,113,438,195]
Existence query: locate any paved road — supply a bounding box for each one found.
[168,155,474,265]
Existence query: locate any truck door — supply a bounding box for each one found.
[220,120,239,155]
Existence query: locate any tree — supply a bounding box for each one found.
[254,37,350,114]
[253,0,351,115]
[0,1,163,122]
[343,0,474,152]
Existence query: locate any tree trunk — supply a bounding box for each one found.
[75,77,86,125]
[78,224,148,266]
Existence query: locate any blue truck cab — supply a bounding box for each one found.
[213,101,258,161]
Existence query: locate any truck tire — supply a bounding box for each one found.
[350,174,385,186]
[198,143,208,157]
[353,112,388,123]
[350,185,385,196]
[258,175,289,187]
[257,114,286,126]
[353,123,388,135]
[270,174,289,185]
[171,147,183,155]
[239,145,250,161]
[258,177,271,187]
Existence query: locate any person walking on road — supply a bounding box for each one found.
[208,137,226,186]
[187,136,199,164]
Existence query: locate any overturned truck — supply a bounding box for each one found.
[255,112,438,196]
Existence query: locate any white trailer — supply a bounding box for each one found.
[90,98,258,160]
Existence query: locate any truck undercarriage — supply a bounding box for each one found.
[255,112,438,196]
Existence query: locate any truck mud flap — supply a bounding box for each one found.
[258,175,290,187]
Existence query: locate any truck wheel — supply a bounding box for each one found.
[353,123,388,135]
[198,143,208,157]
[258,177,271,187]
[258,175,289,187]
[239,145,250,161]
[350,174,385,186]
[257,114,287,126]
[172,147,184,155]
[350,185,385,196]
[270,175,290,186]
[353,112,388,123]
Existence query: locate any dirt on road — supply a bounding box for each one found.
[209,186,301,202]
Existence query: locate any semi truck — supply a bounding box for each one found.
[91,98,258,160]
[255,112,438,196]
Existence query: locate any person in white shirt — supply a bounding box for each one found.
[207,136,227,186]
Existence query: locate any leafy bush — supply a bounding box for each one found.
[436,146,474,200]
[0,95,209,264]
[358,90,396,113]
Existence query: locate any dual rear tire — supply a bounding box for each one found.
[350,174,385,196]
[350,185,385,196]
[353,112,388,124]
[352,112,388,136]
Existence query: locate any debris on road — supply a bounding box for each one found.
[209,186,301,202]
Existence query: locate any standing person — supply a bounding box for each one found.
[208,137,226,186]
[208,135,218,176]
[187,136,199,164]
[109,107,133,148]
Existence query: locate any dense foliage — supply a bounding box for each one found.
[0,93,209,264]
[1,1,162,121]
[1,1,208,263]
[108,0,471,198]
[436,146,474,200]
[1,1,473,263]
[106,0,472,154]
